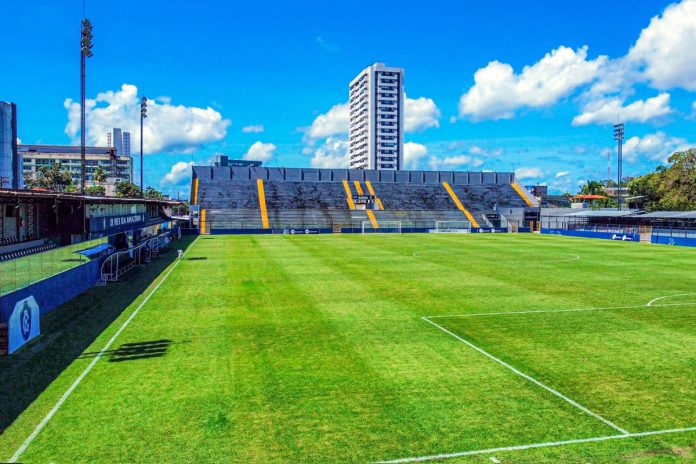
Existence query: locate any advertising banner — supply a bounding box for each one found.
[9,295,40,354]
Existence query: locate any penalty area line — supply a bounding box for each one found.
[9,236,201,464]
[426,301,696,319]
[374,426,696,463]
[422,317,629,435]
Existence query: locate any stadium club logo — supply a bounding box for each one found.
[8,295,40,354]
[20,301,32,340]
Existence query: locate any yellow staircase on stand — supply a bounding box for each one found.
[256,179,270,229]
[354,181,379,229]
[442,182,480,228]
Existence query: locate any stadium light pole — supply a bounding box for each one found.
[80,18,94,194]
[613,123,624,211]
[140,96,147,196]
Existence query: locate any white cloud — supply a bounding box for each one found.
[16,137,21,144]
[459,46,606,120]
[316,36,340,53]
[64,84,230,154]
[403,142,428,169]
[627,0,696,91]
[304,95,440,142]
[305,103,349,140]
[622,131,690,163]
[449,116,457,124]
[428,155,484,170]
[404,96,440,132]
[244,141,276,162]
[572,93,673,126]
[555,171,570,178]
[515,167,544,180]
[692,101,696,115]
[242,125,264,133]
[161,161,194,186]
[310,137,349,168]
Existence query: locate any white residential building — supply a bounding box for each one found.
[349,63,404,170]
[110,128,131,157]
[122,131,131,156]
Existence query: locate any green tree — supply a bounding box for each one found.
[115,181,142,198]
[626,149,696,211]
[93,166,107,184]
[144,186,165,200]
[579,180,605,196]
[85,185,106,196]
[31,162,74,191]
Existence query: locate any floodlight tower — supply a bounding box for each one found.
[613,123,625,211]
[80,18,94,193]
[140,96,147,195]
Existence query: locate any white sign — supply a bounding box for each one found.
[9,296,40,354]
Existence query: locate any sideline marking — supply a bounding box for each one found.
[422,316,629,435]
[375,426,696,463]
[427,301,696,319]
[412,251,580,263]
[646,292,696,306]
[9,236,200,463]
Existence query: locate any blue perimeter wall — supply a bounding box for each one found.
[0,258,103,323]
[651,235,696,247]
[541,229,640,242]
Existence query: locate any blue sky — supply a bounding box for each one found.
[2,0,695,197]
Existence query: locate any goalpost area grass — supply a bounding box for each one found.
[1,233,695,463]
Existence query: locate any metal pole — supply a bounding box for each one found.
[80,50,86,194]
[140,111,144,194]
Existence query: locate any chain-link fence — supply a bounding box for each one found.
[0,236,109,296]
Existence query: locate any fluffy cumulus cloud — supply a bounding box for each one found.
[403,142,428,169]
[310,137,349,168]
[404,96,440,132]
[64,83,230,154]
[622,131,690,163]
[242,125,264,133]
[572,93,673,126]
[515,167,544,181]
[244,141,276,162]
[161,161,194,186]
[459,46,606,120]
[429,155,484,170]
[627,0,696,90]
[305,103,350,140]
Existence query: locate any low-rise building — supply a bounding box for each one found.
[19,144,133,195]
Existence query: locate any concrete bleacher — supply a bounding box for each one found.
[192,166,537,232]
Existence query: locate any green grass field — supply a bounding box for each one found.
[1,233,695,463]
[0,237,108,295]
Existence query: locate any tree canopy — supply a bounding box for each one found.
[628,149,696,211]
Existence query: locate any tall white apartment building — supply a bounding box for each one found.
[122,131,131,156]
[111,128,131,157]
[349,63,404,170]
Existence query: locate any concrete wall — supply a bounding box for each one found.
[193,166,515,186]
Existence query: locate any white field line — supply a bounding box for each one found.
[422,317,629,435]
[9,236,200,463]
[412,251,580,262]
[427,301,696,319]
[646,292,696,306]
[374,426,696,463]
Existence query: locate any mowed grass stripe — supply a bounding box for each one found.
[2,234,694,463]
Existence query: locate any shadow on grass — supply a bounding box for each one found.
[77,339,173,362]
[0,236,196,434]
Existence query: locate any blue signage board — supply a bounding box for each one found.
[90,214,146,233]
[9,295,40,354]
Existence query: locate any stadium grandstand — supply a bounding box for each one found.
[190,164,540,234]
